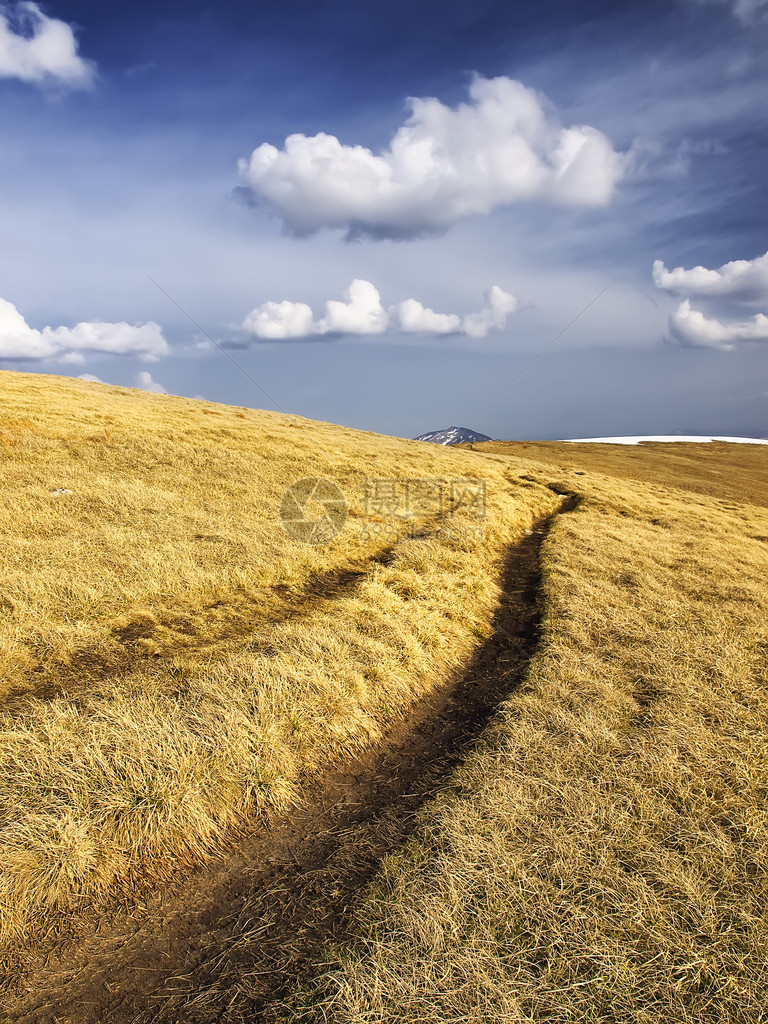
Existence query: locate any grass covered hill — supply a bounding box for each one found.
[285,443,768,1024]
[477,438,768,510]
[1,371,766,1024]
[0,370,558,981]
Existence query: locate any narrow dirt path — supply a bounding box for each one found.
[5,500,574,1024]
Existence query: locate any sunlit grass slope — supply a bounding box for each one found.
[475,439,768,510]
[0,370,558,978]
[285,450,768,1024]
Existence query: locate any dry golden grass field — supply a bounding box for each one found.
[474,439,768,510]
[1,369,767,1024]
[284,445,768,1024]
[0,369,558,994]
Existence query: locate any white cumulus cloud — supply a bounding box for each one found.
[317,279,389,335]
[242,280,518,340]
[669,300,768,349]
[653,251,768,301]
[243,281,389,338]
[0,297,169,361]
[391,299,461,335]
[461,286,519,339]
[77,373,105,383]
[0,2,93,87]
[238,75,626,240]
[136,370,167,393]
[241,299,315,340]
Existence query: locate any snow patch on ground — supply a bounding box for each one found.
[560,435,768,445]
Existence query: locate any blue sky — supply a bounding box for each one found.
[1,0,767,438]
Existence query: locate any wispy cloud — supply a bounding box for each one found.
[237,76,626,240]
[0,296,168,361]
[733,0,768,20]
[0,2,94,87]
[242,280,518,340]
[687,0,768,24]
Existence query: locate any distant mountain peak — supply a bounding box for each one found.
[413,426,494,446]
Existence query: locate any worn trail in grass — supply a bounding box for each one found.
[5,500,574,1024]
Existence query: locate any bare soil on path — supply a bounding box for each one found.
[5,500,574,1024]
